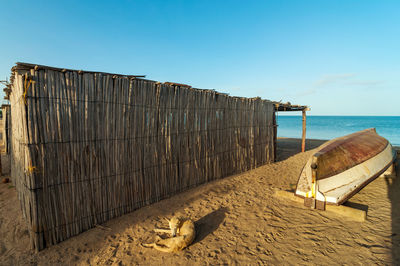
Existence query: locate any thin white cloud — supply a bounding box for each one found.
[293,73,384,97]
[313,73,357,88]
[293,73,356,97]
[294,88,316,97]
[345,80,384,86]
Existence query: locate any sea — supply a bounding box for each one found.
[276,116,400,146]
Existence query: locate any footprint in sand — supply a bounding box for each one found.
[0,242,6,255]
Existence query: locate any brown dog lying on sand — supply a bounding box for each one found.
[142,216,196,252]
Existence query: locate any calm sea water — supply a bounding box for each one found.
[276,116,400,146]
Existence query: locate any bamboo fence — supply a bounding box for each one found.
[9,63,276,251]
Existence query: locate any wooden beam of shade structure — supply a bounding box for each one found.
[13,62,146,79]
[273,102,308,112]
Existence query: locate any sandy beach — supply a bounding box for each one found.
[1,138,399,265]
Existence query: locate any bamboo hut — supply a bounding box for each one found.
[8,62,304,251]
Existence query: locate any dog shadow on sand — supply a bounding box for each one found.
[194,207,228,244]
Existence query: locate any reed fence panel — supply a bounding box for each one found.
[10,63,276,251]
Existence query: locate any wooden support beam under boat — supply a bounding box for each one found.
[274,190,367,222]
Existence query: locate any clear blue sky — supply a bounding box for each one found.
[0,0,399,115]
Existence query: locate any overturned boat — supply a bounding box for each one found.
[295,128,396,210]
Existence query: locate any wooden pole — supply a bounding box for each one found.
[301,109,306,152]
[273,111,277,161]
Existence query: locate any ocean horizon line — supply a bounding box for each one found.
[276,115,400,146]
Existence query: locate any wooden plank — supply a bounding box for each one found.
[15,62,146,78]
[274,190,366,222]
[379,162,397,177]
[301,109,306,152]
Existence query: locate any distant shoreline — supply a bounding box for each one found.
[277,137,400,149]
[276,116,400,147]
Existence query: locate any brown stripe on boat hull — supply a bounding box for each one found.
[316,128,388,180]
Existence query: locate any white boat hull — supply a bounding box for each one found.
[295,129,396,208]
[296,143,395,205]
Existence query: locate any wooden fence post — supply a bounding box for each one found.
[302,109,306,152]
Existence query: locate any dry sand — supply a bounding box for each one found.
[1,138,399,265]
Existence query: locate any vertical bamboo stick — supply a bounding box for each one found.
[302,109,307,152]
